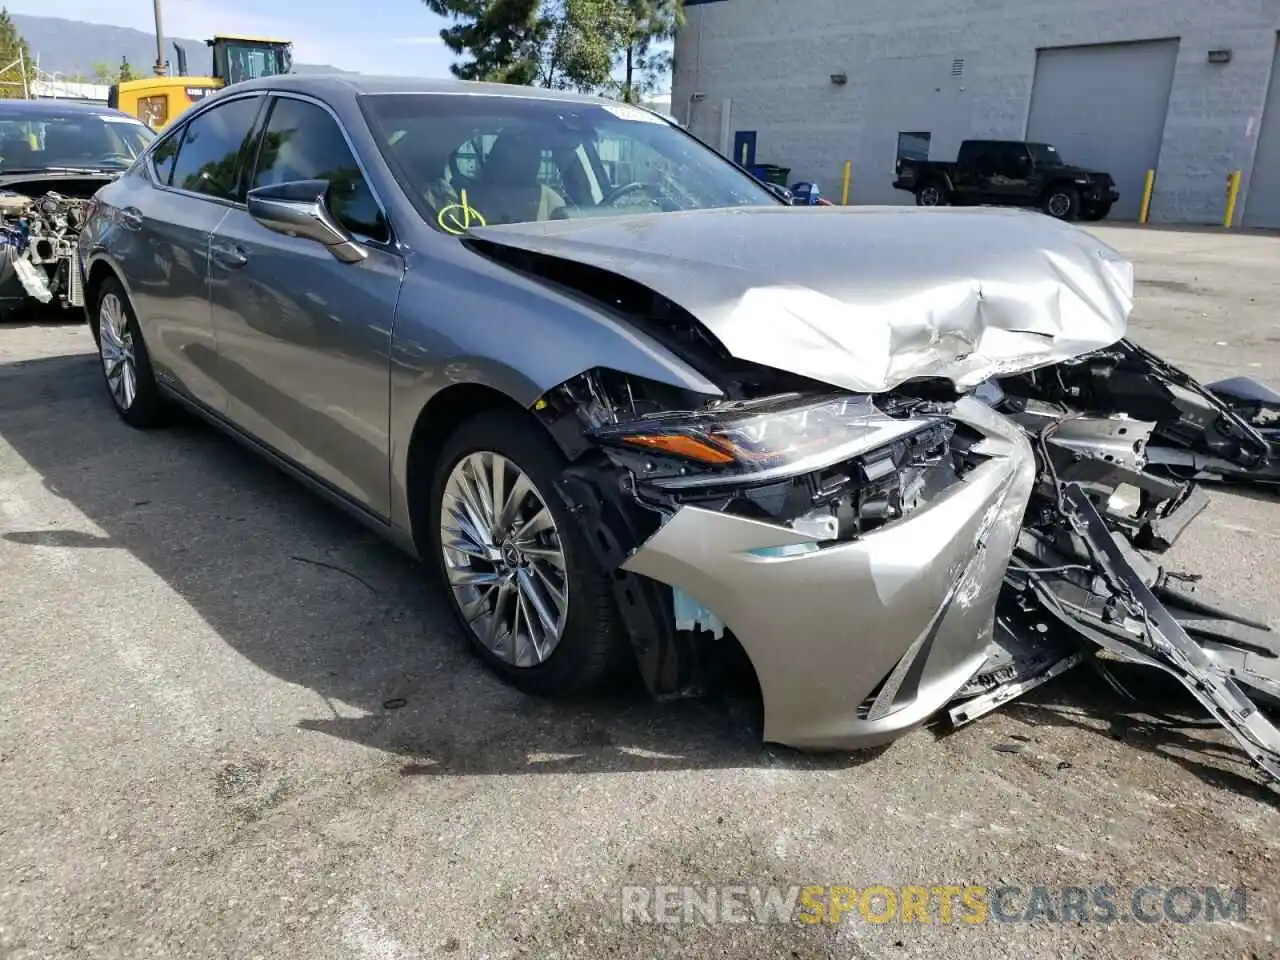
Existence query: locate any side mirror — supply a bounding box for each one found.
[245,178,367,264]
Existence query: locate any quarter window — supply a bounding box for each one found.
[169,95,262,199]
[150,129,182,185]
[250,97,389,243]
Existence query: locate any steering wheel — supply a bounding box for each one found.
[599,180,661,208]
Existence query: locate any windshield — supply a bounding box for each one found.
[0,111,156,172]
[219,42,292,85]
[1027,142,1064,166]
[361,93,779,232]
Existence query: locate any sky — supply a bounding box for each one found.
[8,0,459,76]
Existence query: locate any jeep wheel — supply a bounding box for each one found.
[915,182,947,207]
[1042,186,1080,221]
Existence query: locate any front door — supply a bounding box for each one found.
[208,93,403,518]
[116,92,265,410]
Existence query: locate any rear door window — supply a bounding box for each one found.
[169,95,263,200]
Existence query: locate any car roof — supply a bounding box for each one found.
[229,72,617,107]
[0,98,140,121]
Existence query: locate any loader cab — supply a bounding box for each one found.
[208,35,293,85]
[105,35,292,132]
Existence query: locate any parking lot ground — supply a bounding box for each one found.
[1,224,1278,960]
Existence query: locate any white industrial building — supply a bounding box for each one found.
[672,0,1280,226]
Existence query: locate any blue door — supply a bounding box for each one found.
[733,130,757,167]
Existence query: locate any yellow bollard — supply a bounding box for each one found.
[1138,169,1155,224]
[841,160,852,205]
[1223,170,1242,228]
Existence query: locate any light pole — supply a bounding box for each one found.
[152,0,166,76]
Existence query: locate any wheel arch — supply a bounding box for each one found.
[83,255,125,341]
[402,381,537,555]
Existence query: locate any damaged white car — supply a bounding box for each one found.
[78,76,1280,784]
[0,98,154,320]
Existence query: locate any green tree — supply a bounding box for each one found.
[423,0,545,85]
[534,0,619,91]
[118,57,136,82]
[423,0,678,95]
[90,61,114,83]
[0,8,35,99]
[613,0,681,103]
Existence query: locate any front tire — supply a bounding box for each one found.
[1042,186,1080,221]
[427,409,625,697]
[915,181,948,206]
[95,276,166,428]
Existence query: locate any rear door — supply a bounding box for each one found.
[208,92,403,518]
[104,92,265,409]
[984,142,1033,203]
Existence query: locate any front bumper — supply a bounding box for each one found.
[621,397,1037,750]
[1083,184,1119,205]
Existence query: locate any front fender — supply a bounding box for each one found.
[386,249,723,535]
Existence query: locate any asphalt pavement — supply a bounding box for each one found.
[1,223,1278,959]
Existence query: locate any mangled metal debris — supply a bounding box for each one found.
[473,206,1280,785]
[0,189,92,318]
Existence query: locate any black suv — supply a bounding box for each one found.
[893,139,1119,222]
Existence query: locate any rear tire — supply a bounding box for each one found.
[915,181,948,206]
[94,276,167,428]
[1042,186,1080,221]
[426,409,626,697]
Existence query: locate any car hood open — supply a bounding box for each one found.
[469,204,1134,394]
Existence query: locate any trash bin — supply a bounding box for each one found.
[746,163,791,186]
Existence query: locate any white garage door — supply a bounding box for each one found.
[1244,36,1280,229]
[1026,39,1179,220]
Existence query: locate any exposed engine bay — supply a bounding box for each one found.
[495,228,1280,787]
[0,187,93,318]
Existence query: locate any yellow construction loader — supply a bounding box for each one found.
[107,35,293,131]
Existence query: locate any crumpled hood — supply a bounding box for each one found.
[470,204,1134,394]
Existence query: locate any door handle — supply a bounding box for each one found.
[119,207,143,231]
[211,243,248,269]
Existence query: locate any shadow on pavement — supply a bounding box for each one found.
[0,349,889,777]
[4,348,1273,788]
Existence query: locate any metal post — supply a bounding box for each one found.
[152,0,166,76]
[1138,169,1155,224]
[841,160,852,205]
[1223,170,1242,228]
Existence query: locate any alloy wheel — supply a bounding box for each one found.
[1047,193,1071,218]
[98,292,137,410]
[919,185,943,205]
[439,451,570,668]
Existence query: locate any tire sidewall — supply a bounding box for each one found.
[96,276,163,427]
[1043,186,1079,221]
[426,409,617,695]
[916,183,946,206]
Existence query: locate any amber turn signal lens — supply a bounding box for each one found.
[618,433,736,464]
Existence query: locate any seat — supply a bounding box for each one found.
[0,135,34,168]
[470,131,565,224]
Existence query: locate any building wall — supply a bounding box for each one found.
[673,0,1280,223]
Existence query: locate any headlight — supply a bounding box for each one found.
[593,393,949,489]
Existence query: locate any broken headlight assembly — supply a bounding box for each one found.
[579,386,964,543]
[592,393,951,488]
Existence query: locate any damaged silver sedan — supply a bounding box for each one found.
[78,75,1280,784]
